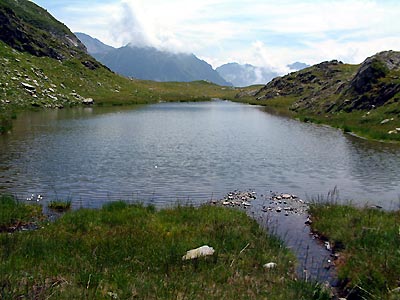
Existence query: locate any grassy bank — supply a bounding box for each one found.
[0,196,330,299]
[309,203,400,299]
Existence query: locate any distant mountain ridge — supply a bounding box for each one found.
[77,33,231,86]
[216,62,309,87]
[216,63,278,87]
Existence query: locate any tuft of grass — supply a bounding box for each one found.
[0,195,42,231]
[309,203,400,299]
[47,200,71,212]
[0,201,331,299]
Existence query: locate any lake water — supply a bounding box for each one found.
[1,100,400,209]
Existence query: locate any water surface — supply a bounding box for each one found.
[1,101,399,208]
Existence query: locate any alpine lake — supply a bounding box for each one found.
[1,100,400,283]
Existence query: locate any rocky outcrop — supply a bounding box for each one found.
[246,51,400,114]
[337,51,400,111]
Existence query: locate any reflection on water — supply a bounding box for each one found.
[0,101,399,209]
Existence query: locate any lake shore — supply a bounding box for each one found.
[0,195,332,299]
[3,193,399,299]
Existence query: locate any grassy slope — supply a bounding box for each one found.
[0,197,330,299]
[309,204,400,299]
[235,63,400,142]
[0,41,237,132]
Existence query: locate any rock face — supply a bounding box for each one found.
[247,51,400,114]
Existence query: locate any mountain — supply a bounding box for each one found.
[216,62,309,87]
[287,62,309,71]
[75,32,114,55]
[237,51,400,140]
[216,63,278,87]
[78,33,231,86]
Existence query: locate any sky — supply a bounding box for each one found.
[31,0,400,74]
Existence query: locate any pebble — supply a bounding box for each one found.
[263,262,277,269]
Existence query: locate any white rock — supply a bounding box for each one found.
[21,82,35,91]
[182,245,215,260]
[325,241,332,251]
[82,98,94,105]
[263,262,277,269]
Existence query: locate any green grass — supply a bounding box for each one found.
[47,200,71,211]
[0,195,42,231]
[0,201,331,299]
[309,203,400,299]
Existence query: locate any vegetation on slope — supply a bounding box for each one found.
[309,203,400,299]
[236,53,400,142]
[0,197,330,299]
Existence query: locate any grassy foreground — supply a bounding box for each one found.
[309,203,400,299]
[0,196,330,300]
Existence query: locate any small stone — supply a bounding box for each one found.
[182,245,215,260]
[82,98,94,105]
[325,241,332,251]
[263,262,277,269]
